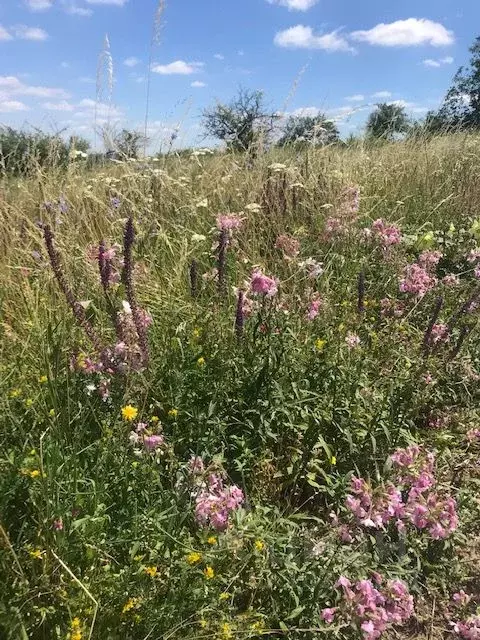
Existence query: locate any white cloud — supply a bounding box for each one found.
[25,0,53,10]
[0,100,30,112]
[42,100,75,111]
[124,56,140,67]
[79,76,95,84]
[346,94,364,102]
[63,2,93,16]
[291,106,321,117]
[60,61,70,68]
[372,90,392,98]
[267,0,319,11]
[151,60,204,75]
[389,99,429,114]
[85,0,128,4]
[191,80,206,88]
[274,24,354,52]
[0,25,12,41]
[214,53,224,60]
[351,18,454,47]
[12,25,49,41]
[423,55,454,67]
[0,76,70,99]
[75,98,123,118]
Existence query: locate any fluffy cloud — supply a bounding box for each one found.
[151,60,204,75]
[351,18,454,47]
[25,0,53,10]
[372,91,392,98]
[74,98,123,119]
[274,25,354,52]
[12,25,49,41]
[85,0,128,4]
[0,76,69,99]
[423,56,454,68]
[0,25,12,41]
[62,2,93,16]
[0,100,30,112]
[267,0,319,11]
[214,53,224,60]
[42,100,75,111]
[346,94,365,102]
[191,80,206,88]
[124,57,140,67]
[291,106,321,117]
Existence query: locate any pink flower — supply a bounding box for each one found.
[453,590,472,606]
[250,270,278,297]
[345,333,361,349]
[143,434,165,451]
[429,323,449,345]
[371,219,402,247]
[216,214,243,231]
[399,263,437,298]
[443,273,460,286]
[188,455,205,475]
[418,250,442,271]
[306,297,323,321]
[467,249,480,263]
[275,234,300,258]
[467,429,480,443]
[321,608,337,623]
[299,258,324,278]
[195,474,245,531]
[53,517,63,531]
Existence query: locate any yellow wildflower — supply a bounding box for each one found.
[29,549,43,559]
[150,415,160,423]
[204,566,215,579]
[25,398,33,408]
[168,408,178,418]
[207,536,217,545]
[39,375,48,384]
[145,566,157,578]
[187,551,202,565]
[29,469,41,478]
[121,405,138,421]
[197,357,205,367]
[254,540,265,552]
[122,597,139,614]
[9,388,21,398]
[315,338,326,352]
[219,592,230,601]
[70,617,82,640]
[192,327,201,339]
[199,619,208,629]
[221,622,233,639]
[251,620,265,632]
[133,554,143,562]
[331,456,337,466]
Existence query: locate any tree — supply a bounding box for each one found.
[365,103,410,140]
[202,88,278,151]
[435,36,480,130]
[278,113,339,147]
[114,129,145,159]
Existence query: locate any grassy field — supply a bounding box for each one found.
[2,135,480,639]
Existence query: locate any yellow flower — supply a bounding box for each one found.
[219,592,230,601]
[221,622,233,639]
[25,398,33,408]
[39,375,48,384]
[122,597,139,614]
[315,338,326,352]
[207,536,217,545]
[199,619,208,629]
[168,408,178,418]
[121,405,138,421]
[49,409,55,417]
[192,327,201,339]
[251,620,265,632]
[29,469,41,478]
[9,388,21,398]
[204,566,215,579]
[330,456,337,466]
[150,416,160,423]
[197,357,205,367]
[187,551,202,565]
[133,554,143,561]
[29,549,43,559]
[254,540,265,552]
[145,566,157,577]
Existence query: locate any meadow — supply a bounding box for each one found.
[1,134,480,639]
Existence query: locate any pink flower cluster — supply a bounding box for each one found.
[443,273,460,286]
[399,263,437,298]
[324,216,347,239]
[306,295,323,321]
[345,333,361,349]
[195,473,244,531]
[371,219,402,248]
[346,477,403,529]
[428,323,449,345]
[322,575,414,639]
[466,428,480,443]
[129,422,166,454]
[340,185,360,218]
[418,250,442,270]
[216,214,243,231]
[452,616,480,639]
[452,590,472,607]
[380,298,404,318]
[275,234,300,258]
[299,258,324,279]
[250,269,278,297]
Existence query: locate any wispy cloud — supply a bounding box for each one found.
[124,56,140,67]
[62,1,93,16]
[0,100,30,112]
[267,0,319,11]
[274,25,354,52]
[214,53,224,60]
[372,91,392,98]
[11,25,49,41]
[346,94,365,102]
[191,80,206,88]
[42,100,75,111]
[351,18,454,47]
[151,60,204,75]
[79,76,95,84]
[422,56,454,68]
[85,0,128,5]
[25,0,53,11]
[0,76,69,99]
[0,25,13,41]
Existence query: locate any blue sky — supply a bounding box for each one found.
[0,0,476,150]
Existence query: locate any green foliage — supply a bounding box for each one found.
[366,103,410,140]
[113,129,146,159]
[278,113,339,147]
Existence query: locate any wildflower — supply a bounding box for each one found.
[204,566,215,579]
[321,608,336,624]
[254,540,265,552]
[143,434,165,451]
[306,297,323,321]
[207,536,217,545]
[299,258,324,278]
[250,269,278,297]
[70,617,82,640]
[199,619,208,629]
[216,214,243,231]
[275,234,300,258]
[443,273,459,286]
[418,250,442,271]
[251,620,265,632]
[25,398,33,408]
[371,218,402,247]
[29,469,41,478]
[39,375,48,384]
[53,517,63,531]
[219,592,230,600]
[399,263,436,298]
[151,415,160,423]
[122,597,139,614]
[315,338,326,351]
[345,333,361,349]
[429,323,449,345]
[221,622,233,639]
[188,456,205,475]
[197,357,205,367]
[195,477,244,531]
[331,456,337,466]
[9,388,21,398]
[452,590,472,606]
[192,327,201,339]
[187,551,202,565]
[121,405,138,421]
[467,428,480,442]
[29,549,44,559]
[49,409,55,417]
[145,566,157,577]
[168,408,178,418]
